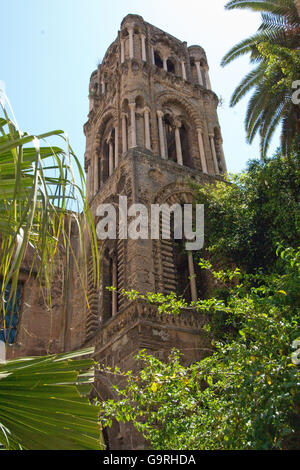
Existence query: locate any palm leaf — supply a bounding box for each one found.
[0,91,99,335]
[0,347,104,450]
[222,0,300,158]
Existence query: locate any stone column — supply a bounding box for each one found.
[174,120,183,166]
[109,139,114,176]
[101,81,105,94]
[112,259,118,316]
[163,57,168,72]
[195,61,204,86]
[181,61,187,80]
[209,134,219,176]
[120,39,125,63]
[188,252,198,304]
[128,28,134,59]
[157,110,166,159]
[205,66,212,90]
[94,155,99,194]
[197,128,208,174]
[141,34,146,61]
[114,125,119,168]
[144,107,151,150]
[150,46,155,65]
[122,113,128,153]
[129,102,137,148]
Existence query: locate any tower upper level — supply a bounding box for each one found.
[84,14,227,200]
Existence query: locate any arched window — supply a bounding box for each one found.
[200,60,207,88]
[102,248,118,323]
[100,122,117,185]
[122,100,129,154]
[135,96,145,148]
[122,28,130,60]
[90,82,98,98]
[133,27,142,59]
[180,123,193,168]
[161,112,193,168]
[154,51,163,69]
[173,238,192,301]
[102,140,110,184]
[164,115,177,163]
[167,59,175,74]
[190,58,198,83]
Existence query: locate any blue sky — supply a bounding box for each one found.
[1,0,279,178]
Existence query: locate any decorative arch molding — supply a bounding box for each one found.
[94,108,117,154]
[121,14,146,31]
[157,92,203,129]
[102,39,119,68]
[152,181,194,206]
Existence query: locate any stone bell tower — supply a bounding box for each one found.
[82,14,227,449]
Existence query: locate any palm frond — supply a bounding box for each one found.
[223,0,300,158]
[230,62,267,106]
[0,348,105,450]
[0,94,99,338]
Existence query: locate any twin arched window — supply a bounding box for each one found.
[98,121,118,188]
[154,51,177,76]
[159,111,193,169]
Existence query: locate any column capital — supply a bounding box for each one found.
[157,110,164,118]
[144,106,151,114]
[196,126,203,133]
[208,133,215,138]
[129,102,136,110]
[174,119,182,129]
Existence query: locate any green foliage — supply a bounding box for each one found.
[99,249,300,450]
[0,92,99,331]
[0,91,101,449]
[222,0,300,158]
[0,348,104,450]
[100,143,300,449]
[257,43,300,91]
[194,149,300,272]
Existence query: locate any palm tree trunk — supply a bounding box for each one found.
[295,0,300,17]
